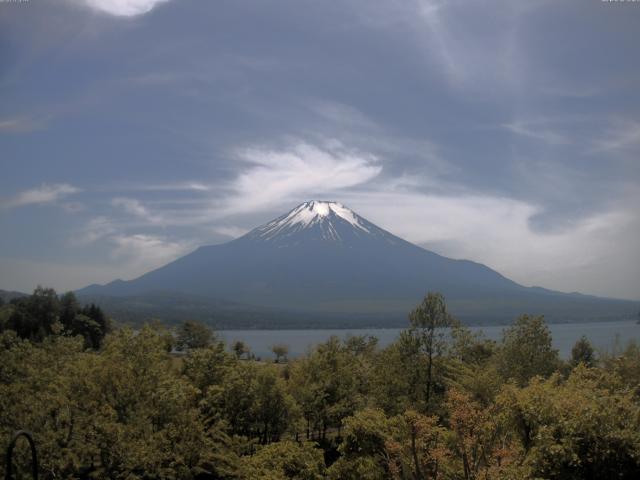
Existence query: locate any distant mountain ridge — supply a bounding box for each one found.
[78,201,639,327]
[0,289,29,303]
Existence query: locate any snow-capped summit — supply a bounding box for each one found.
[242,200,396,245]
[278,201,368,231]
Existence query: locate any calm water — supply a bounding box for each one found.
[219,320,640,360]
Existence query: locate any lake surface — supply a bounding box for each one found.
[219,320,640,360]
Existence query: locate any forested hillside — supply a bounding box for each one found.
[2,291,640,479]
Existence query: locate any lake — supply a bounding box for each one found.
[219,320,640,360]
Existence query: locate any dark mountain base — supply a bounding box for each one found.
[78,290,639,330]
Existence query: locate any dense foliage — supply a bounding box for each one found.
[0,287,110,348]
[2,289,640,479]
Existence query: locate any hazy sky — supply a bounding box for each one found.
[1,0,639,300]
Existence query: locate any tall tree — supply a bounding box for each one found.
[8,286,60,341]
[175,320,213,351]
[407,292,457,411]
[59,291,79,331]
[570,336,596,368]
[497,314,559,386]
[232,340,249,359]
[272,343,289,363]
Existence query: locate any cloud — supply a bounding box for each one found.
[71,214,193,278]
[407,0,524,92]
[591,119,640,153]
[222,140,382,215]
[113,182,211,192]
[139,182,211,192]
[307,100,379,131]
[72,216,193,277]
[501,121,571,146]
[111,197,165,224]
[340,188,639,299]
[0,117,45,134]
[211,226,249,239]
[70,0,170,17]
[109,234,192,270]
[72,216,118,246]
[1,184,80,210]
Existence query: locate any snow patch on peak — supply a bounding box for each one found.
[253,200,371,242]
[284,201,369,232]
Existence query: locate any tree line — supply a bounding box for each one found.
[1,290,640,479]
[0,286,110,348]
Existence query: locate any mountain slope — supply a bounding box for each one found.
[78,201,639,326]
[0,289,29,303]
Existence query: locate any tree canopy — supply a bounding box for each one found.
[2,290,640,479]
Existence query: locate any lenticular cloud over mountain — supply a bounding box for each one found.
[77,201,639,326]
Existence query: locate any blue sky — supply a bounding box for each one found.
[1,0,639,300]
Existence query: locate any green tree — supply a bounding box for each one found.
[175,320,213,351]
[407,292,457,411]
[182,341,233,394]
[272,343,289,363]
[242,441,325,480]
[497,314,559,386]
[8,286,61,341]
[570,335,596,368]
[601,340,640,396]
[386,410,448,480]
[371,330,425,415]
[71,313,103,349]
[59,291,79,330]
[0,326,240,479]
[0,302,12,333]
[203,362,298,444]
[233,339,249,359]
[499,366,640,479]
[288,336,368,441]
[328,408,392,480]
[445,388,523,480]
[450,324,496,365]
[56,297,111,349]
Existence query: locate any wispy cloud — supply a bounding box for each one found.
[222,140,382,215]
[0,117,46,134]
[69,0,171,17]
[142,182,210,192]
[1,184,80,210]
[591,119,640,153]
[111,197,165,224]
[110,233,192,270]
[502,121,571,146]
[114,182,211,192]
[307,100,379,131]
[210,225,249,239]
[410,0,523,93]
[72,217,192,274]
[73,216,118,246]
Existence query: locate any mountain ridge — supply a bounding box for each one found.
[77,201,639,327]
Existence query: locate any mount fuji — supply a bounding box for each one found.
[78,201,639,327]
